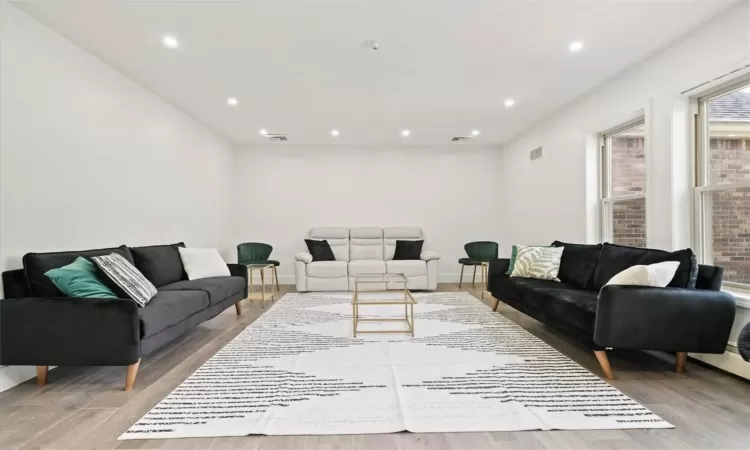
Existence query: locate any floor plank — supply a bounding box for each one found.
[0,284,748,450]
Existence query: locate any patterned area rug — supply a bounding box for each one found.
[119,292,672,440]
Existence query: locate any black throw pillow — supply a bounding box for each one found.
[305,239,336,261]
[550,241,602,290]
[393,240,423,260]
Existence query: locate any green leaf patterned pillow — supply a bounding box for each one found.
[509,245,564,282]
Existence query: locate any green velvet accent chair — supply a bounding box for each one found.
[237,242,280,291]
[459,241,498,288]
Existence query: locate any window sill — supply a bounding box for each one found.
[722,287,750,309]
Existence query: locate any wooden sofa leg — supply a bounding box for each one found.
[675,352,687,373]
[124,359,141,392]
[235,301,242,315]
[36,366,48,386]
[594,350,614,380]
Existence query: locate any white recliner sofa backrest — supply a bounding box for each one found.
[384,227,423,260]
[350,227,384,261]
[309,227,350,261]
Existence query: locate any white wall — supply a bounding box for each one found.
[235,145,504,283]
[495,0,750,378]
[0,6,237,390]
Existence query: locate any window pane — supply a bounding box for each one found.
[707,187,750,284]
[707,85,750,185]
[609,124,646,197]
[611,197,646,248]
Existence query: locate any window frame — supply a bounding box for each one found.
[694,76,750,291]
[600,117,647,243]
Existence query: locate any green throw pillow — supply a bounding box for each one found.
[44,256,118,299]
[505,245,518,275]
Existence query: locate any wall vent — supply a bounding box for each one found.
[530,146,543,161]
[451,136,472,142]
[265,134,288,141]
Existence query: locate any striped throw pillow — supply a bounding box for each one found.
[91,253,157,306]
[509,245,564,282]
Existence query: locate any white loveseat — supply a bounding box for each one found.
[294,227,440,291]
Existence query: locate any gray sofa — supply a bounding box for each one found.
[0,242,248,391]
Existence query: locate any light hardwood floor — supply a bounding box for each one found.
[1,284,749,450]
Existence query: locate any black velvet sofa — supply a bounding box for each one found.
[488,241,736,379]
[0,243,248,391]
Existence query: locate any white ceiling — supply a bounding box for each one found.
[13,0,739,146]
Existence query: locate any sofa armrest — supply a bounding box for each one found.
[227,263,249,297]
[594,285,736,353]
[295,252,313,264]
[420,251,440,261]
[488,258,511,278]
[0,296,140,366]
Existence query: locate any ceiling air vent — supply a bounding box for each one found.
[265,134,288,141]
[451,136,472,142]
[530,146,543,161]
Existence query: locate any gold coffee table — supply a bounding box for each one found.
[352,273,416,337]
[245,263,275,308]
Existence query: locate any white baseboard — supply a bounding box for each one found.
[0,365,56,392]
[691,351,750,380]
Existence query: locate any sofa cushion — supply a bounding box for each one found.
[393,240,424,260]
[159,276,245,305]
[490,276,571,306]
[551,241,602,289]
[23,245,134,297]
[348,259,386,275]
[305,239,336,262]
[530,287,599,333]
[309,227,350,262]
[139,290,209,338]
[592,243,698,289]
[350,227,384,261]
[306,261,348,278]
[130,243,186,287]
[386,260,427,277]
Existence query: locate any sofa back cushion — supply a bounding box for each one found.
[309,227,350,261]
[130,243,186,287]
[350,227,384,261]
[384,227,423,260]
[23,245,134,297]
[550,241,602,289]
[592,243,698,289]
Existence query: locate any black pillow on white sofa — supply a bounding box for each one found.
[393,240,423,260]
[305,239,336,261]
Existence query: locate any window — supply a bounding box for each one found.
[601,120,647,247]
[696,79,750,288]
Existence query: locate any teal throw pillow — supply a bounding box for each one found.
[44,256,118,299]
[506,245,518,275]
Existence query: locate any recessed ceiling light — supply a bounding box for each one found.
[259,129,268,136]
[471,129,481,136]
[729,134,737,137]
[162,35,180,49]
[227,97,239,106]
[569,40,584,53]
[331,129,340,137]
[401,129,411,137]
[504,98,516,108]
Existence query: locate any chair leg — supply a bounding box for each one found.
[273,266,280,291]
[124,359,141,392]
[491,295,500,311]
[594,350,614,380]
[235,301,242,315]
[459,265,465,288]
[472,266,477,286]
[36,366,48,386]
[675,352,687,373]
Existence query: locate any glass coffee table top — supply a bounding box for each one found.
[354,273,408,284]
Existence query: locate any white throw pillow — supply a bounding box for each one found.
[178,248,230,280]
[605,261,680,287]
